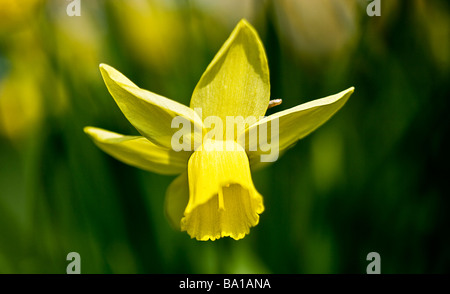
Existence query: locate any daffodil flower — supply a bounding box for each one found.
[84,19,354,241]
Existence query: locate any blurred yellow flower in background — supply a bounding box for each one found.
[273,0,359,60]
[0,63,43,140]
[111,0,186,73]
[0,0,42,33]
[0,0,46,141]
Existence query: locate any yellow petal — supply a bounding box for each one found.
[240,87,354,169]
[190,19,270,123]
[181,140,264,241]
[84,126,190,175]
[99,63,203,150]
[164,172,189,230]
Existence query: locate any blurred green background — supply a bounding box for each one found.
[0,0,449,273]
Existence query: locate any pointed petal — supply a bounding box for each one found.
[164,172,189,230]
[190,19,270,122]
[240,87,354,168]
[84,126,190,175]
[99,64,203,149]
[181,140,264,241]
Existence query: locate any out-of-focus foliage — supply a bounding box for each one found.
[0,0,449,273]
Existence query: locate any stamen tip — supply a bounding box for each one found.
[268,99,282,109]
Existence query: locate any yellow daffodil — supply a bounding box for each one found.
[84,19,354,241]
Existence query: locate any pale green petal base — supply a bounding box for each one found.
[164,172,189,230]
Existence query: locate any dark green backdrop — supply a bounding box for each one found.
[0,0,448,273]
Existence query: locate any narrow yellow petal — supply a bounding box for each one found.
[164,172,189,230]
[182,140,264,241]
[84,126,190,175]
[190,19,270,123]
[239,87,354,169]
[99,63,203,149]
